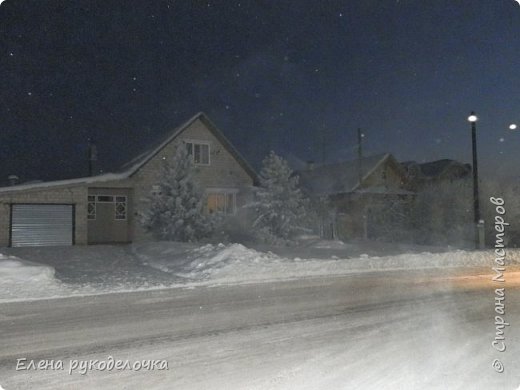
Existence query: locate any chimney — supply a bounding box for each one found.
[307,160,315,171]
[87,138,98,176]
[7,175,19,186]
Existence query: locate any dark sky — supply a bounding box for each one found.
[1,0,520,184]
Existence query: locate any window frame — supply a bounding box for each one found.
[87,194,128,221]
[87,195,96,220]
[206,188,237,215]
[115,197,127,221]
[184,140,211,166]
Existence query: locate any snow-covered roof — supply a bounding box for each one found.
[0,112,258,193]
[297,153,408,196]
[119,112,258,182]
[0,172,129,193]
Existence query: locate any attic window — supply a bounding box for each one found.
[186,141,210,165]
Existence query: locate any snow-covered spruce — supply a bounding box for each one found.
[140,145,213,241]
[250,151,309,242]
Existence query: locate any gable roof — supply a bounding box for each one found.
[419,159,470,178]
[402,159,471,179]
[119,112,258,183]
[297,153,408,196]
[0,113,258,193]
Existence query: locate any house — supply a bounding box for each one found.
[0,113,257,247]
[297,153,414,240]
[401,159,473,245]
[401,159,471,191]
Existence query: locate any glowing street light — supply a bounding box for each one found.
[468,113,478,123]
[468,111,481,249]
[509,124,517,130]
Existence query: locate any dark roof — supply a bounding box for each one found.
[296,153,402,195]
[419,159,456,177]
[120,112,258,184]
[403,159,471,178]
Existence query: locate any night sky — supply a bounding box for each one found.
[1,0,520,184]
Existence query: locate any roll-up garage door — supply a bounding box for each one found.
[10,204,74,247]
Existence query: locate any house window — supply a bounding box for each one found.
[186,141,210,165]
[88,195,127,220]
[151,185,161,196]
[87,195,96,220]
[207,190,236,215]
[115,197,127,220]
[97,195,114,202]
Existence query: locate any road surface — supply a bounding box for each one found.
[1,268,520,389]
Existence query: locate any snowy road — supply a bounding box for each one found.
[1,269,520,389]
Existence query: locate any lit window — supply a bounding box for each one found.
[207,191,236,215]
[186,141,210,165]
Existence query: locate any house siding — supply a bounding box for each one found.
[129,118,254,241]
[328,157,413,241]
[361,162,404,190]
[87,187,133,244]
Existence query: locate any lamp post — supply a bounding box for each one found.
[467,112,481,248]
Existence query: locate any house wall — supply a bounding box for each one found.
[0,185,88,247]
[332,193,414,241]
[331,160,412,241]
[361,162,404,190]
[87,187,133,244]
[0,118,255,246]
[127,118,255,241]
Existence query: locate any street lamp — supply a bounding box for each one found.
[468,112,481,248]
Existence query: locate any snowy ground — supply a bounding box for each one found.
[2,242,520,389]
[1,240,519,301]
[1,272,520,390]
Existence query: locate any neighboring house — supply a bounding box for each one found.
[402,159,471,191]
[0,112,257,247]
[297,153,414,240]
[401,159,473,245]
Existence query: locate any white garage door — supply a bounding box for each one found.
[10,204,74,247]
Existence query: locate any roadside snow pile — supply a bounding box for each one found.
[0,253,66,301]
[134,242,520,285]
[0,257,54,282]
[133,242,282,279]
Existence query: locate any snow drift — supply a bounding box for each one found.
[0,253,65,301]
[0,254,55,282]
[133,241,520,285]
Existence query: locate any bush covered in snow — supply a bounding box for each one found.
[141,145,214,241]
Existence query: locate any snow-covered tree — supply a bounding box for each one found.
[141,145,213,241]
[252,151,308,241]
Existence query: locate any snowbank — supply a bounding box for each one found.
[0,254,55,282]
[0,253,66,301]
[134,242,520,285]
[2,242,518,302]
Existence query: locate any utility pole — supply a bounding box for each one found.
[87,138,98,177]
[467,112,482,248]
[357,128,364,185]
[358,128,368,240]
[321,126,326,164]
